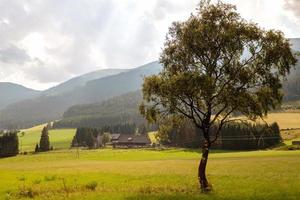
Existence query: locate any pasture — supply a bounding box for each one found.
[19,125,75,152]
[2,111,298,199]
[263,112,300,129]
[0,149,299,200]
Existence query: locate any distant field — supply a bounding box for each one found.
[17,111,300,152]
[0,149,299,200]
[263,112,300,129]
[20,125,76,152]
[281,129,300,145]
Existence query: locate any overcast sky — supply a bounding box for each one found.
[0,0,300,90]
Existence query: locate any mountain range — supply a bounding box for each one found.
[0,61,162,129]
[0,82,40,110]
[0,38,300,129]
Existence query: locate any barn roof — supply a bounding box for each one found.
[117,134,151,144]
[111,133,121,140]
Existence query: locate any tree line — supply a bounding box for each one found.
[71,127,109,149]
[71,123,154,149]
[156,119,281,150]
[0,131,19,157]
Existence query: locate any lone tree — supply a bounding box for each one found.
[140,1,297,191]
[39,126,50,151]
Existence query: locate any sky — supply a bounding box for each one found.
[0,0,300,90]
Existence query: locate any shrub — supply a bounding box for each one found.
[44,175,57,181]
[85,181,98,191]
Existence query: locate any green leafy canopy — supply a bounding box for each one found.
[140,1,298,143]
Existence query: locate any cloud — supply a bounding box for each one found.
[0,44,31,64]
[284,0,300,18]
[0,0,200,89]
[0,0,298,90]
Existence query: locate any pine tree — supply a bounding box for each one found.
[35,143,39,152]
[39,126,50,151]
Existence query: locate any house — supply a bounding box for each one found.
[292,141,300,145]
[113,134,151,148]
[111,133,121,142]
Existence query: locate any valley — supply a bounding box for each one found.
[0,1,300,199]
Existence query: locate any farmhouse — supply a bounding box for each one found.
[292,141,300,145]
[111,133,121,143]
[113,134,151,148]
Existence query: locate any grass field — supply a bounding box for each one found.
[0,149,299,200]
[19,125,76,152]
[2,112,298,199]
[263,113,300,129]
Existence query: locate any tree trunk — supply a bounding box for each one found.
[198,141,211,192]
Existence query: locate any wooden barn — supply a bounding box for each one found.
[113,134,151,148]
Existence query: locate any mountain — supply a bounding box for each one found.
[283,38,300,101]
[43,68,128,96]
[0,82,40,110]
[69,61,162,104]
[1,38,299,129]
[0,61,162,129]
[290,38,300,52]
[53,90,144,128]
[0,68,128,110]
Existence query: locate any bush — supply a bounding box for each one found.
[85,181,98,191]
[44,175,57,182]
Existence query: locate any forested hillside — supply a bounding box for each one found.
[0,39,298,129]
[0,61,161,129]
[53,90,145,128]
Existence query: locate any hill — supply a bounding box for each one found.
[0,61,162,129]
[0,39,298,129]
[0,82,40,110]
[290,38,300,52]
[67,61,161,104]
[282,38,300,101]
[0,68,127,111]
[43,68,128,96]
[53,90,144,128]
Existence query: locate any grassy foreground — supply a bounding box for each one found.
[0,149,299,200]
[7,112,299,199]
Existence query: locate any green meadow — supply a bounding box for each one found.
[19,125,75,152]
[0,149,300,200]
[0,112,298,199]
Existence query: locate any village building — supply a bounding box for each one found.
[111,133,121,143]
[112,134,151,148]
[292,141,300,145]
